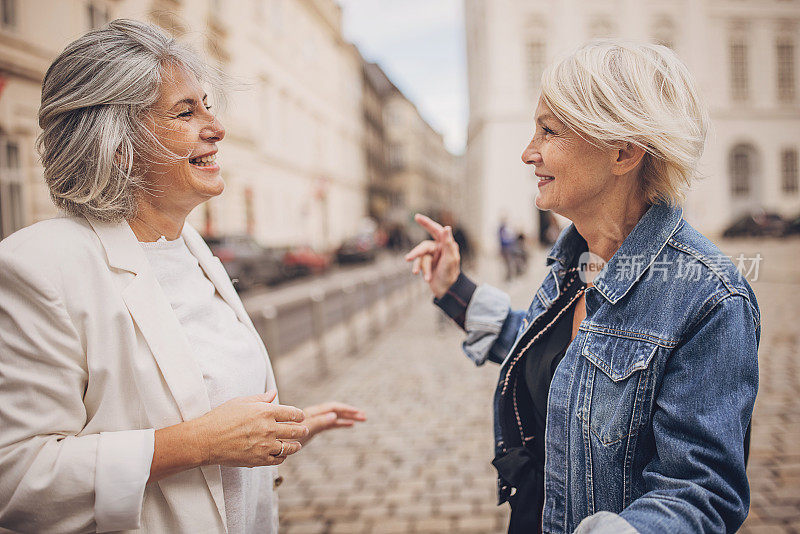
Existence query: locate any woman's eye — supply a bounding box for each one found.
[178,110,193,118]
[543,126,555,135]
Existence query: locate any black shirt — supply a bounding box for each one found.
[433,269,585,533]
[523,301,576,472]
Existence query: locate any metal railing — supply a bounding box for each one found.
[251,263,421,377]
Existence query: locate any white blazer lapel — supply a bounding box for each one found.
[86,216,212,422]
[85,217,228,530]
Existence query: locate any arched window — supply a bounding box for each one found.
[729,144,758,197]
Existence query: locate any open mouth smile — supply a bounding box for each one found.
[536,173,555,186]
[189,153,218,168]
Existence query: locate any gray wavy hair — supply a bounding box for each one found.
[37,19,223,222]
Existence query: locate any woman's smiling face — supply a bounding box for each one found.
[521,98,616,220]
[140,64,226,213]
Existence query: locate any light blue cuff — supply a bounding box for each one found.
[462,284,511,365]
[574,511,640,534]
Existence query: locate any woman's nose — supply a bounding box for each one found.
[521,139,542,165]
[202,118,225,143]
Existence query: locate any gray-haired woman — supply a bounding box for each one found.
[0,19,364,533]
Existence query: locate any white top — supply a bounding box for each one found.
[140,236,272,534]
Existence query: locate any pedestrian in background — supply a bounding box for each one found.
[499,218,516,281]
[0,20,364,533]
[406,40,758,534]
[513,231,529,276]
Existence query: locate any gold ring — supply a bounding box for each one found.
[277,441,286,457]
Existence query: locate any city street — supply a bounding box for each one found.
[270,237,800,534]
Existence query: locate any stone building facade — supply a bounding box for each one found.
[0,0,368,250]
[464,0,800,251]
[360,60,460,229]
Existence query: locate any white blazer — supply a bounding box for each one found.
[0,215,278,533]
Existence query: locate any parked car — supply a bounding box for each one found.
[204,235,287,291]
[283,245,332,276]
[722,212,786,238]
[336,233,379,264]
[783,211,800,236]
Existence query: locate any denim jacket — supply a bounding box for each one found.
[436,203,760,533]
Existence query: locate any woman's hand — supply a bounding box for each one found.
[405,214,461,299]
[192,390,308,468]
[299,402,367,445]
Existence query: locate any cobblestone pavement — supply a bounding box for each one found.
[732,238,800,534]
[274,238,800,534]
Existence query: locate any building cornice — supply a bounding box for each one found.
[712,107,800,120]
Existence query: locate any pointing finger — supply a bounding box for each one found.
[443,226,454,243]
[414,214,445,240]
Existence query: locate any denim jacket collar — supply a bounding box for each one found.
[546,202,684,304]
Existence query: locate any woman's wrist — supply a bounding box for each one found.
[149,419,209,483]
[433,272,478,330]
[434,270,461,299]
[185,417,213,467]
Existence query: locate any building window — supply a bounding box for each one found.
[87,1,109,30]
[526,40,546,92]
[0,138,24,239]
[783,148,799,194]
[729,144,757,197]
[777,39,796,102]
[730,39,749,101]
[1,0,16,29]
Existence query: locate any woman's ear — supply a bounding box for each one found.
[612,142,647,176]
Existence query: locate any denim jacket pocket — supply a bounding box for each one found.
[578,331,660,446]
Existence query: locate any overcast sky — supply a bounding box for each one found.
[337,0,468,155]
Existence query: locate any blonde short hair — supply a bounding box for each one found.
[540,39,709,205]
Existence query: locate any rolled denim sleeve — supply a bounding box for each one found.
[433,274,526,366]
[619,294,759,534]
[461,284,525,366]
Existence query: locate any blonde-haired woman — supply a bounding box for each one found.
[0,20,364,533]
[407,40,759,533]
